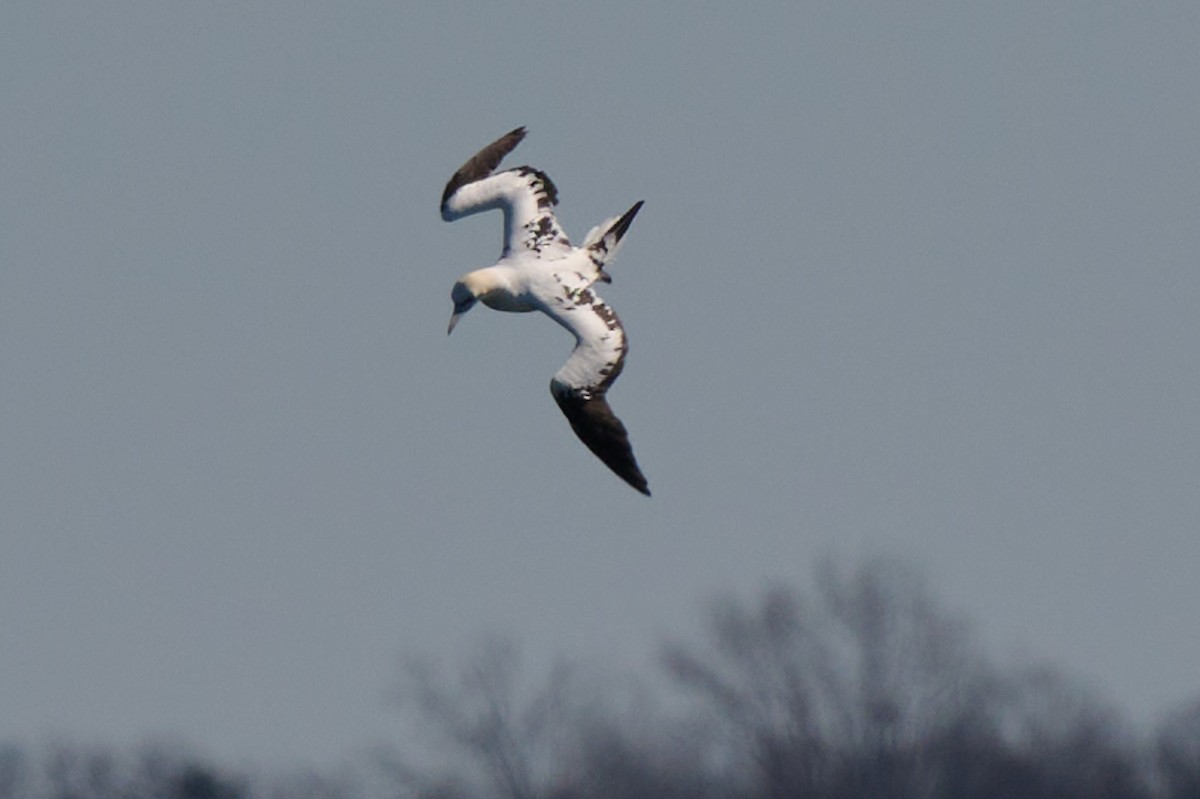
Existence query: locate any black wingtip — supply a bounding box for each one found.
[553,390,651,496]
[622,469,652,496]
[440,126,529,209]
[618,454,652,496]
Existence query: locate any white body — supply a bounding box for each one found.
[440,127,649,494]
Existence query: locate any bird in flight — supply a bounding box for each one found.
[441,127,650,495]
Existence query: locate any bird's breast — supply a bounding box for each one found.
[480,291,536,313]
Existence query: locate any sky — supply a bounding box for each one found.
[2,1,1199,771]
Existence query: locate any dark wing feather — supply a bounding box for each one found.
[440,126,527,210]
[439,127,570,256]
[553,390,650,496]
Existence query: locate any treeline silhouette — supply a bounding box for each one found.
[3,558,1198,798]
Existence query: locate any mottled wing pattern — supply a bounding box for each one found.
[511,167,571,256]
[547,275,649,495]
[440,128,571,258]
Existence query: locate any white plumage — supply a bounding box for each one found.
[441,127,650,495]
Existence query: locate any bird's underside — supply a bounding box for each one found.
[440,127,650,495]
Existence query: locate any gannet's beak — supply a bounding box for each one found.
[447,296,476,335]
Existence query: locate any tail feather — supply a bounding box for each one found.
[584,201,644,265]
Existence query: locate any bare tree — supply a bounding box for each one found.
[0,745,28,799]
[5,741,248,799]
[7,553,1189,799]
[381,554,1182,798]
[388,636,585,799]
[41,743,124,799]
[661,556,997,799]
[258,767,364,799]
[1154,699,1200,799]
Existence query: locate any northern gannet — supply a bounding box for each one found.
[441,127,650,496]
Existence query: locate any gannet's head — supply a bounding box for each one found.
[447,278,479,335]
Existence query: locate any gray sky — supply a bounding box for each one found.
[3,1,1198,770]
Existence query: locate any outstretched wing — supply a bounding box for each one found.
[545,280,649,495]
[554,390,649,496]
[440,127,571,259]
